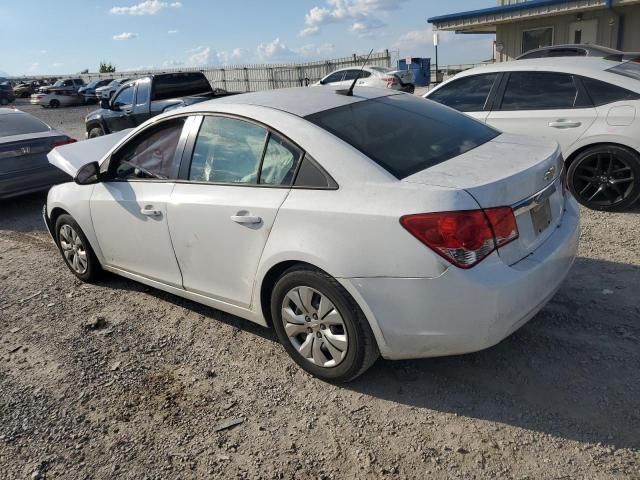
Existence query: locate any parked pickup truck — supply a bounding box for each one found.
[85,72,234,138]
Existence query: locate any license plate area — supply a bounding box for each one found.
[530,198,552,235]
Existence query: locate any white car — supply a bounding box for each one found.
[424,57,640,211]
[43,87,579,382]
[30,90,84,108]
[315,66,415,93]
[95,78,132,100]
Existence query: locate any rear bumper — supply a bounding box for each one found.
[0,167,70,199]
[341,197,580,360]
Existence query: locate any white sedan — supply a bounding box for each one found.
[424,57,640,211]
[30,90,84,108]
[315,66,415,93]
[44,87,579,382]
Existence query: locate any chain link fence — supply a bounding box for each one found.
[13,50,398,92]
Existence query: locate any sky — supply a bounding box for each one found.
[0,0,495,76]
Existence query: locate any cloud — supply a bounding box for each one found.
[168,29,179,34]
[257,38,295,61]
[396,27,436,46]
[163,59,184,67]
[113,32,138,40]
[110,0,182,15]
[299,0,406,36]
[188,46,211,65]
[296,43,335,57]
[40,50,48,55]
[217,48,247,65]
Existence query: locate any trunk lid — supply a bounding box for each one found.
[0,132,66,173]
[403,133,566,265]
[47,129,131,176]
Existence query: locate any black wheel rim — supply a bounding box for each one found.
[572,151,635,208]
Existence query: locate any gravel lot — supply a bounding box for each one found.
[1,101,639,479]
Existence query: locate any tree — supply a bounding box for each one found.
[80,68,89,74]
[99,62,116,73]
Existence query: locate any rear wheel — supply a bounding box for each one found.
[568,145,640,211]
[88,126,104,138]
[49,99,60,108]
[55,214,101,282]
[271,267,379,382]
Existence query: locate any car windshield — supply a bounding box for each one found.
[0,113,50,137]
[86,81,100,88]
[52,80,64,87]
[107,80,120,87]
[607,60,640,81]
[305,94,499,179]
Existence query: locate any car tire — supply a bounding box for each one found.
[49,99,60,108]
[568,144,640,211]
[271,266,379,382]
[88,126,105,138]
[0,98,8,106]
[21,92,30,98]
[55,214,101,282]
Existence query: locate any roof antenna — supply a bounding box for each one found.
[339,49,374,97]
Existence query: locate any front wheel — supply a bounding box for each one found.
[49,99,60,108]
[568,145,640,211]
[271,267,379,382]
[55,214,101,282]
[87,126,104,138]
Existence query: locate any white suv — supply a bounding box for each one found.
[424,57,640,211]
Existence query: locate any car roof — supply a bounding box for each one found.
[185,86,401,117]
[448,57,640,91]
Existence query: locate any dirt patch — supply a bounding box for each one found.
[1,193,639,479]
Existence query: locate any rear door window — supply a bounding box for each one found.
[189,116,267,184]
[580,76,640,106]
[499,72,588,110]
[428,73,498,112]
[305,93,499,179]
[152,74,212,100]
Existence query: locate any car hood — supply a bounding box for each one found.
[47,130,132,176]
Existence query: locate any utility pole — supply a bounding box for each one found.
[433,31,439,84]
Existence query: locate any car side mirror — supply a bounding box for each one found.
[74,161,101,185]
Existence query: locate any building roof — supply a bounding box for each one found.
[428,0,640,33]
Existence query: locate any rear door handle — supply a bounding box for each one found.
[548,120,581,128]
[230,212,262,224]
[140,206,162,216]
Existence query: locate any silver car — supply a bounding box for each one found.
[0,108,75,199]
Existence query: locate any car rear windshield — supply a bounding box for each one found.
[305,94,499,179]
[0,113,50,137]
[606,60,640,81]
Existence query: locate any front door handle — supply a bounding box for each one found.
[230,212,262,224]
[548,120,582,129]
[140,206,161,216]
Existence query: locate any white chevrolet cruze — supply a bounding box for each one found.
[424,57,640,211]
[44,87,579,382]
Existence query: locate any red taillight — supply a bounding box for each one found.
[400,207,519,269]
[51,138,77,148]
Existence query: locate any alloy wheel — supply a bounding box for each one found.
[572,151,635,208]
[59,224,88,274]
[281,286,348,368]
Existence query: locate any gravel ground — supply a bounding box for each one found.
[1,102,639,479]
